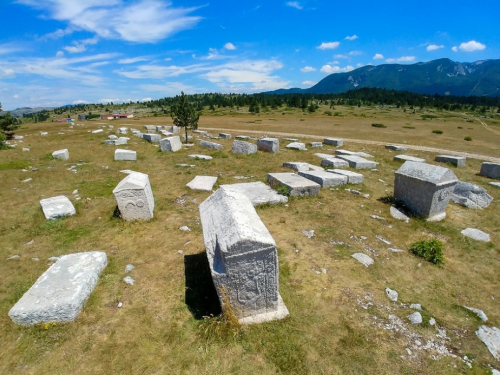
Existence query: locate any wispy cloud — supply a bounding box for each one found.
[427,44,444,51]
[385,56,415,63]
[317,42,340,50]
[300,66,316,72]
[345,35,358,41]
[286,1,303,10]
[349,50,362,56]
[118,56,151,64]
[452,40,486,52]
[333,54,348,59]
[0,43,25,55]
[320,64,354,74]
[301,80,316,86]
[373,53,384,60]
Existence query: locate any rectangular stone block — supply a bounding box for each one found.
[257,138,279,153]
[219,133,232,139]
[160,136,182,152]
[232,140,257,155]
[324,138,343,146]
[283,162,311,172]
[91,129,103,134]
[143,133,161,143]
[394,155,426,163]
[435,155,466,167]
[9,251,107,325]
[267,173,320,196]
[310,142,323,148]
[480,162,500,179]
[336,155,378,169]
[186,176,218,191]
[235,135,251,140]
[156,126,164,132]
[52,149,69,160]
[160,130,173,136]
[386,144,408,151]
[114,149,137,161]
[200,140,223,150]
[143,125,156,130]
[220,181,288,206]
[199,188,288,324]
[113,172,154,221]
[40,195,76,220]
[320,157,349,168]
[298,170,348,187]
[335,149,357,156]
[166,126,180,134]
[327,169,364,184]
[286,142,307,150]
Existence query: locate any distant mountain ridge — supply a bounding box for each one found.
[267,58,500,97]
[0,107,55,117]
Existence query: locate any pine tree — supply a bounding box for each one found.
[170,92,200,144]
[0,102,19,149]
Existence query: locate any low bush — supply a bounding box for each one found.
[464,136,473,141]
[403,125,415,129]
[432,130,443,134]
[372,123,387,128]
[410,239,444,265]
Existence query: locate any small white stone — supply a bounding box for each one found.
[123,276,135,285]
[385,287,398,302]
[177,250,184,254]
[301,229,314,238]
[429,317,436,325]
[125,264,135,273]
[117,302,123,308]
[179,226,191,231]
[7,255,20,260]
[410,303,422,310]
[408,311,423,324]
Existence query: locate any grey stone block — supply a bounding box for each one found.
[160,135,182,152]
[450,181,493,209]
[298,170,348,187]
[200,140,223,150]
[327,169,364,184]
[286,142,307,150]
[435,155,466,167]
[143,125,156,130]
[186,176,218,191]
[8,251,107,325]
[235,135,251,140]
[156,126,163,132]
[310,142,323,148]
[114,149,136,161]
[113,172,154,221]
[480,162,500,179]
[385,144,408,151]
[220,181,288,206]
[314,152,336,159]
[283,162,310,172]
[267,173,321,196]
[257,138,279,153]
[461,228,490,242]
[52,149,69,160]
[219,133,232,139]
[336,155,378,169]
[324,138,343,146]
[166,126,180,134]
[394,155,426,163]
[335,149,357,156]
[40,196,76,220]
[188,154,213,160]
[321,158,349,168]
[143,133,161,143]
[232,140,257,155]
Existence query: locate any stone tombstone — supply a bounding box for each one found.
[8,251,107,325]
[160,135,182,152]
[199,188,289,324]
[231,140,257,155]
[52,149,69,160]
[286,142,307,151]
[200,140,223,150]
[394,161,458,221]
[40,195,76,220]
[114,149,137,161]
[143,133,161,143]
[480,162,500,179]
[113,172,154,221]
[451,181,493,209]
[435,155,466,167]
[394,155,425,163]
[324,138,343,146]
[166,125,180,134]
[257,138,279,153]
[219,133,232,139]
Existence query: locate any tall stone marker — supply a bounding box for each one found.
[480,162,500,179]
[394,161,458,221]
[52,149,69,160]
[9,251,107,325]
[113,172,154,221]
[160,135,182,152]
[232,140,257,155]
[257,138,279,153]
[40,195,76,220]
[199,188,289,324]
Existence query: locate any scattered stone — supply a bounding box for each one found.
[385,145,408,151]
[114,149,137,161]
[336,155,378,169]
[489,182,500,188]
[302,229,314,238]
[314,152,336,159]
[125,264,135,273]
[91,129,103,134]
[188,154,213,160]
[108,135,119,140]
[429,318,436,326]
[375,235,391,245]
[220,181,288,206]
[435,155,466,167]
[177,250,183,254]
[298,170,348,187]
[186,176,218,191]
[410,303,422,310]
[143,125,156,130]
[22,148,30,152]
[179,226,191,231]
[463,306,488,322]
[257,138,279,153]
[283,162,311,172]
[309,142,322,148]
[231,140,257,155]
[356,152,374,158]
[219,133,232,139]
[40,196,76,220]
[286,142,307,151]
[370,214,387,220]
[475,325,500,360]
[335,150,358,156]
[327,169,364,184]
[321,158,349,168]
[351,253,374,267]
[394,161,458,221]
[390,206,410,223]
[26,240,34,245]
[52,149,69,160]
[283,137,298,142]
[324,138,343,146]
[22,178,32,183]
[165,125,180,134]
[394,155,426,163]
[235,135,251,140]
[308,164,323,171]
[385,288,398,302]
[160,130,173,136]
[160,135,182,152]
[123,276,135,285]
[451,181,493,209]
[117,302,123,308]
[142,133,161,143]
[47,256,60,262]
[113,172,155,221]
[40,131,48,136]
[267,173,321,196]
[200,140,223,150]
[461,228,490,242]
[7,255,20,260]
[8,251,107,325]
[408,312,423,324]
[388,248,404,253]
[32,257,40,261]
[480,162,500,179]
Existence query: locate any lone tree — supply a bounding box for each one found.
[0,102,19,149]
[170,92,200,144]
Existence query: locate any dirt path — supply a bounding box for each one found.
[201,126,500,163]
[476,117,500,136]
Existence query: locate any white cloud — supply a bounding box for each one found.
[141,97,152,102]
[327,60,340,65]
[345,35,358,41]
[333,54,348,59]
[118,56,150,64]
[452,46,458,52]
[286,1,303,10]
[99,98,121,103]
[349,50,362,56]
[164,57,172,61]
[373,53,384,60]
[56,51,64,57]
[320,65,354,74]
[224,42,236,50]
[317,42,340,50]
[139,82,199,94]
[427,44,444,51]
[385,56,416,63]
[457,40,486,52]
[0,68,16,78]
[64,43,86,53]
[301,80,316,86]
[300,66,316,73]
[73,100,89,104]
[0,43,24,55]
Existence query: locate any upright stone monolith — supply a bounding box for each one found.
[113,172,154,221]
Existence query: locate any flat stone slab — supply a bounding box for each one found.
[314,152,336,159]
[267,172,320,197]
[298,170,348,187]
[188,154,213,160]
[463,306,488,322]
[385,144,408,151]
[52,149,69,160]
[335,149,358,156]
[283,162,311,172]
[232,140,257,155]
[308,164,323,171]
[324,138,343,146]
[327,169,364,184]
[257,138,279,153]
[8,251,107,325]
[321,158,349,168]
[476,325,500,360]
[91,129,103,134]
[390,206,409,223]
[143,133,161,143]
[480,162,500,179]
[186,176,218,191]
[351,253,374,267]
[461,228,491,242]
[286,142,307,151]
[336,155,378,169]
[143,125,156,130]
[451,181,493,209]
[220,181,288,206]
[219,133,232,139]
[283,138,298,142]
[435,155,466,167]
[394,155,426,163]
[40,195,76,220]
[235,135,251,140]
[200,140,223,150]
[309,142,322,148]
[490,182,500,188]
[115,149,136,161]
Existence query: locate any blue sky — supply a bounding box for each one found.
[0,0,498,110]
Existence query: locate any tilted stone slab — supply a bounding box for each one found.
[320,158,349,168]
[450,181,493,209]
[314,152,336,159]
[257,138,279,153]
[143,133,161,143]
[435,155,466,167]
[386,145,408,151]
[52,149,69,160]
[283,138,298,142]
[286,142,307,151]
[103,137,127,146]
[156,126,164,132]
[160,130,173,136]
[199,188,289,324]
[335,149,357,156]
[394,155,426,163]
[475,325,500,360]
[308,164,324,171]
[324,138,343,146]
[490,182,500,188]
[220,181,288,206]
[232,140,257,155]
[160,135,182,152]
[188,154,213,160]
[283,162,310,172]
[327,169,364,184]
[200,140,223,150]
[113,172,154,221]
[480,162,500,179]
[186,176,218,191]
[336,155,378,169]
[219,133,232,139]
[267,173,320,196]
[9,251,107,325]
[298,170,348,187]
[117,127,128,134]
[394,161,457,221]
[40,195,76,220]
[114,149,137,161]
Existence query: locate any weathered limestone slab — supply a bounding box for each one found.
[476,325,500,360]
[335,149,357,156]
[461,228,491,242]
[283,162,310,172]
[103,137,128,145]
[356,152,374,158]
[91,129,103,134]
[40,196,76,220]
[308,164,324,171]
[113,172,154,221]
[451,181,493,209]
[160,135,182,152]
[286,142,307,151]
[134,132,145,138]
[156,126,164,132]
[336,155,378,169]
[257,138,279,153]
[8,251,107,325]
[314,152,335,159]
[267,173,321,196]
[219,133,232,139]
[200,140,223,150]
[490,182,500,188]
[283,138,298,142]
[394,155,426,163]
[114,149,137,161]
[186,176,218,191]
[166,125,180,134]
[480,162,500,179]
[394,161,458,221]
[327,169,364,184]
[390,206,409,223]
[143,133,161,143]
[352,253,374,267]
[118,127,128,134]
[188,154,213,160]
[109,135,118,140]
[435,155,466,167]
[160,130,173,136]
[386,145,408,151]
[324,138,343,146]
[143,125,156,130]
[232,140,257,155]
[199,188,289,324]
[52,149,69,160]
[298,170,348,187]
[220,181,288,206]
[235,135,251,140]
[321,158,349,168]
[463,306,488,322]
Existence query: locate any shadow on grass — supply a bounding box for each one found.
[184,252,221,320]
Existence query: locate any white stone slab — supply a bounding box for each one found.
[200,140,223,150]
[219,133,232,139]
[8,251,107,325]
[115,149,137,161]
[143,133,161,143]
[337,155,378,169]
[308,164,324,171]
[232,140,257,155]
[267,173,321,196]
[188,154,213,160]
[40,195,76,220]
[309,142,322,148]
[298,170,348,187]
[435,155,466,167]
[461,228,490,242]
[235,135,251,140]
[91,129,103,134]
[283,162,310,172]
[490,182,500,188]
[257,138,279,153]
[143,125,156,130]
[351,253,374,267]
[320,157,349,168]
[327,169,364,184]
[220,181,288,206]
[463,306,488,322]
[186,176,218,191]
[324,138,343,146]
[335,149,357,156]
[390,206,409,223]
[314,152,336,159]
[394,155,426,163]
[52,149,69,160]
[451,181,493,209]
[113,172,154,221]
[160,135,182,152]
[476,325,500,360]
[286,142,307,151]
[386,145,408,151]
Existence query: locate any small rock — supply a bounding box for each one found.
[117,302,123,308]
[385,287,398,302]
[370,214,386,220]
[32,257,39,261]
[26,239,34,245]
[351,253,374,267]
[375,235,391,245]
[410,303,422,310]
[178,250,184,254]
[429,317,436,326]
[302,229,314,238]
[387,248,404,253]
[47,256,60,262]
[125,264,135,273]
[390,206,409,223]
[123,276,135,285]
[179,226,191,231]
[463,305,488,322]
[408,312,423,324]
[461,228,490,242]
[7,255,20,260]
[22,178,32,183]
[72,190,78,195]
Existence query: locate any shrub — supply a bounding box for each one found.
[432,130,443,134]
[403,125,415,129]
[464,136,473,141]
[421,114,439,120]
[276,185,290,196]
[457,126,463,129]
[372,123,387,128]
[410,239,444,265]
[324,110,332,116]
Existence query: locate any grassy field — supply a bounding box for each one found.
[1,105,499,374]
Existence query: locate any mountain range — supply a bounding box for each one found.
[267,58,500,97]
